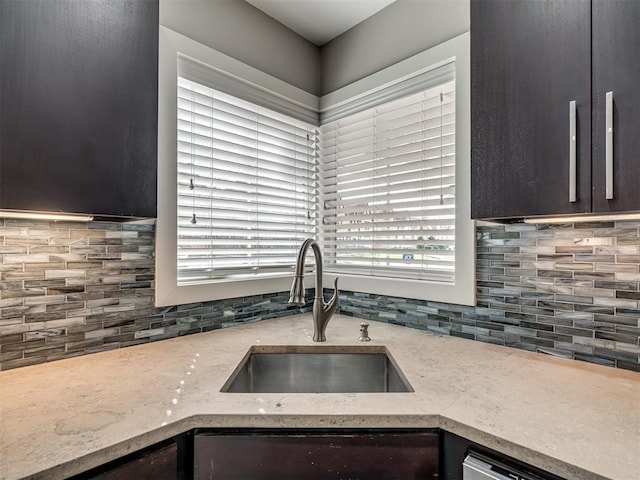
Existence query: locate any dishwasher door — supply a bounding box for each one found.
[463,453,543,480]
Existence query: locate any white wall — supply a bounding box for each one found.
[160,0,321,95]
[320,0,470,95]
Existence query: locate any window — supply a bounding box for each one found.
[177,78,318,283]
[156,27,320,306]
[317,33,474,305]
[320,79,456,282]
[157,28,473,307]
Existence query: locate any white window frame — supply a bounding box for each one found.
[157,28,474,307]
[156,27,319,307]
[319,32,474,306]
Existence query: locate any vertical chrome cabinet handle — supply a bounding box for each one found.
[606,91,614,199]
[569,100,577,202]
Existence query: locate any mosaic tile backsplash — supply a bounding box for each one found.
[338,221,640,372]
[0,219,310,371]
[1,218,639,372]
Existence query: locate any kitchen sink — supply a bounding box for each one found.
[221,345,413,393]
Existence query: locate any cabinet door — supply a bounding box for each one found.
[0,0,158,218]
[194,431,439,480]
[471,0,591,219]
[592,0,640,213]
[70,439,178,480]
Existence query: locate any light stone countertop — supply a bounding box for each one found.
[0,314,638,480]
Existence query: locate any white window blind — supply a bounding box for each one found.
[320,78,455,282]
[177,77,318,283]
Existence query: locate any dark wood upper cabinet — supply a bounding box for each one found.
[471,0,640,220]
[591,0,640,213]
[0,0,158,218]
[471,0,591,219]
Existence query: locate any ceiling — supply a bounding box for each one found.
[245,0,397,46]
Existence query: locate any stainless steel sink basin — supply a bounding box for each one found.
[221,345,413,393]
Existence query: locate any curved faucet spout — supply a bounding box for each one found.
[288,239,339,342]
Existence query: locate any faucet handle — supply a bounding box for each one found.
[358,322,371,342]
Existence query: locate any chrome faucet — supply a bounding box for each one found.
[288,238,339,342]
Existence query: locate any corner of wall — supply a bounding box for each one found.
[319,0,470,95]
[159,0,322,96]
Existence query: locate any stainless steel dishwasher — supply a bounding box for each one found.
[463,453,551,480]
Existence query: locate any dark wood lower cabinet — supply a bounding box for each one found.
[69,429,564,480]
[70,438,179,480]
[193,429,439,480]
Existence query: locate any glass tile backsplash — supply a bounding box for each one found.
[0,219,638,372]
[0,219,310,371]
[337,221,640,372]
